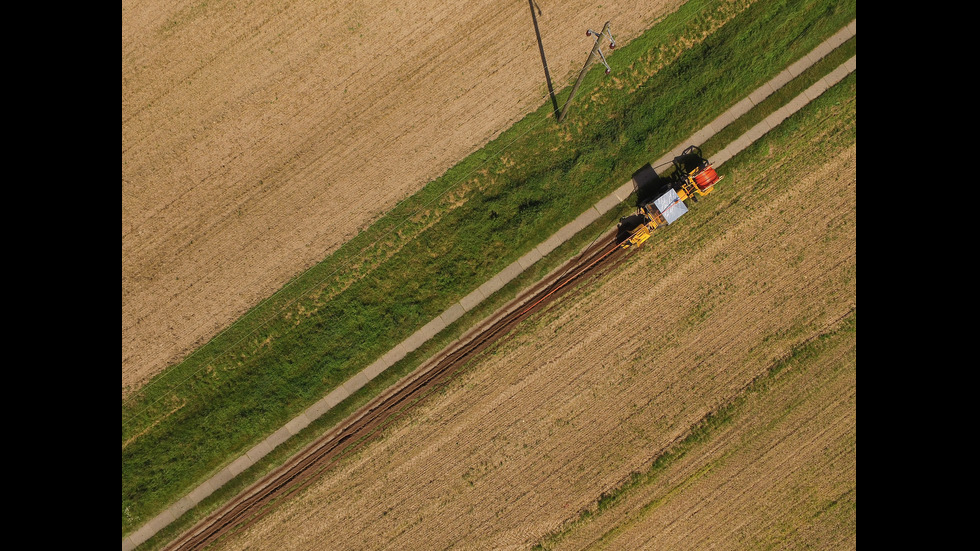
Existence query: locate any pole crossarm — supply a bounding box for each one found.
[557,21,611,123]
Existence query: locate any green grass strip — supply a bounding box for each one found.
[123,0,856,537]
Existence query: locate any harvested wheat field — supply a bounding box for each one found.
[121,0,686,395]
[547,318,856,549]
[207,119,856,551]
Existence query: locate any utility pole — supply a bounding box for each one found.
[557,21,615,123]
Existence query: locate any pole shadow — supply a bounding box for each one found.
[528,0,559,120]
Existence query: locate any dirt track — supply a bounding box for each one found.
[173,139,857,550]
[122,0,685,395]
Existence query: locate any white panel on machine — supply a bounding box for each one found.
[653,188,688,224]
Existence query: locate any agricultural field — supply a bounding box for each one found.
[122,0,686,396]
[209,72,856,550]
[123,0,855,547]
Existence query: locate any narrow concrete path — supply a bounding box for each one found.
[124,19,855,551]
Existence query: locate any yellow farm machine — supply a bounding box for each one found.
[617,146,723,249]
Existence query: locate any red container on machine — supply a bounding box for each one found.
[693,165,721,191]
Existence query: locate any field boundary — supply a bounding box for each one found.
[123,19,855,551]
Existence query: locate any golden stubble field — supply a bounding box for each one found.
[209,140,857,550]
[121,0,686,396]
[551,325,856,549]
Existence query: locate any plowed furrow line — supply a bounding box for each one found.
[165,232,626,550]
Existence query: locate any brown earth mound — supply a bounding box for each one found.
[122,0,684,395]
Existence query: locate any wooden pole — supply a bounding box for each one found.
[557,21,610,124]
